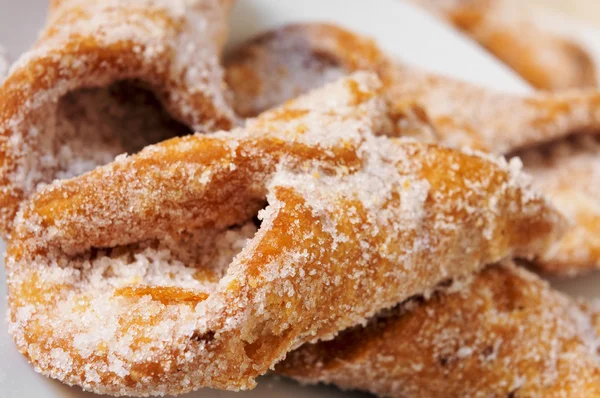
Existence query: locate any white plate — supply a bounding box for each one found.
[0,0,597,397]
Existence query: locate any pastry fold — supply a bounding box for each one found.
[225,23,600,275]
[6,73,563,396]
[412,0,598,90]
[225,24,600,397]
[278,262,600,397]
[0,0,236,236]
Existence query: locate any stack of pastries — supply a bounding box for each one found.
[1,0,599,397]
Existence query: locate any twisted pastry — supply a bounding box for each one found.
[411,0,598,90]
[225,23,600,274]
[0,0,236,236]
[6,73,562,396]
[278,262,600,397]
[225,24,600,396]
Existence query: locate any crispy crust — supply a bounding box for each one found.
[0,0,236,236]
[412,0,598,90]
[278,263,600,397]
[6,73,563,395]
[225,23,600,275]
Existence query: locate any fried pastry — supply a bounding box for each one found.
[225,24,600,153]
[516,135,600,275]
[224,24,388,119]
[6,73,563,396]
[278,262,600,397]
[0,0,237,236]
[225,23,600,274]
[411,0,598,90]
[225,24,600,154]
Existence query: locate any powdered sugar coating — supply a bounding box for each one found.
[30,83,193,189]
[6,73,563,396]
[225,23,600,275]
[225,24,387,119]
[519,135,600,274]
[383,67,600,155]
[279,263,600,397]
[225,23,600,155]
[0,0,236,236]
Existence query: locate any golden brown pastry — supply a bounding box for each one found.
[225,23,600,154]
[225,23,600,275]
[6,73,563,396]
[0,0,237,236]
[412,0,598,90]
[278,262,600,397]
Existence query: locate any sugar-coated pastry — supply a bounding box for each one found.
[278,262,600,397]
[225,23,600,275]
[225,23,600,154]
[517,135,600,275]
[6,73,563,396]
[0,0,237,236]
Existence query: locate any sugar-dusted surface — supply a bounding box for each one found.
[519,135,600,274]
[225,23,600,155]
[224,24,382,118]
[6,73,564,396]
[33,82,193,187]
[278,262,600,397]
[0,0,236,236]
[382,67,600,155]
[411,0,598,90]
[225,23,600,275]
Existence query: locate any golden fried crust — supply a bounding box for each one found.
[6,74,563,396]
[412,0,598,91]
[0,0,236,237]
[278,263,600,397]
[225,23,600,274]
